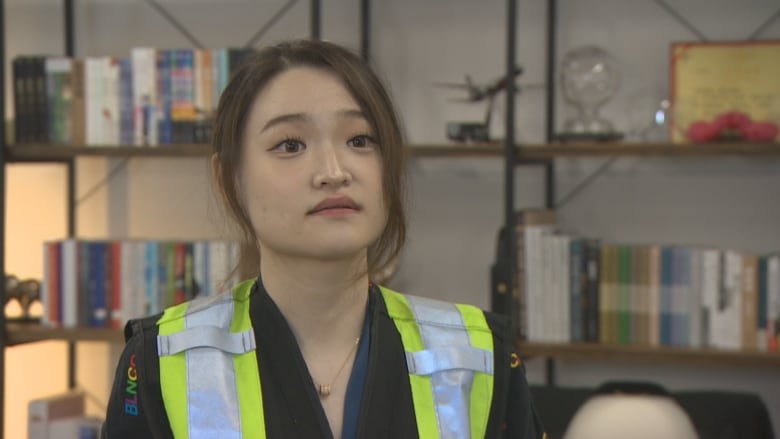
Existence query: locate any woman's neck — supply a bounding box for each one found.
[259,249,369,352]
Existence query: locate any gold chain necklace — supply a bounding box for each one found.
[316,336,360,398]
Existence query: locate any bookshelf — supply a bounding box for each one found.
[492,0,780,388]
[517,342,780,369]
[6,141,779,163]
[5,324,124,346]
[4,143,500,161]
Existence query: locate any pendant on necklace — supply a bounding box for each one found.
[318,384,332,397]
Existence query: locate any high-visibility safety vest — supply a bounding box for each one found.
[157,280,495,439]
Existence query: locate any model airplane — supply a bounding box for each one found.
[437,67,544,142]
[435,67,543,102]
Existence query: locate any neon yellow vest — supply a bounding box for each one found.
[157,280,494,438]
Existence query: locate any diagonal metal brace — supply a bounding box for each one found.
[143,0,205,48]
[245,0,299,47]
[554,157,618,210]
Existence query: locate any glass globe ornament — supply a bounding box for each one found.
[559,45,621,137]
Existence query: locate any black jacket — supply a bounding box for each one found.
[102,280,546,438]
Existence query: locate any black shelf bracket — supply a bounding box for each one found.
[0,0,7,432]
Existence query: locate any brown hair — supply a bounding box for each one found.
[212,39,407,280]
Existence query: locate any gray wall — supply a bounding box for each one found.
[5,0,780,435]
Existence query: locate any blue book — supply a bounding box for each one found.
[88,242,107,327]
[145,241,159,316]
[118,57,134,145]
[660,246,674,346]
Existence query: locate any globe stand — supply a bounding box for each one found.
[555,46,624,143]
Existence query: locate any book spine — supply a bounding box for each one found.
[110,241,122,329]
[45,57,73,144]
[32,56,49,143]
[742,254,758,350]
[757,256,768,352]
[118,57,135,146]
[569,239,583,343]
[660,246,673,346]
[585,240,601,343]
[144,241,159,316]
[61,239,77,327]
[71,58,86,145]
[768,255,780,352]
[102,57,119,145]
[131,48,157,146]
[12,57,29,143]
[647,245,661,346]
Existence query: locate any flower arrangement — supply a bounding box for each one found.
[687,111,778,142]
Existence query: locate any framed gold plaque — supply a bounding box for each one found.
[670,41,780,143]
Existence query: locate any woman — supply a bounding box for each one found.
[103,39,545,439]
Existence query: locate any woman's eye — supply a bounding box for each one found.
[273,139,306,153]
[347,134,376,148]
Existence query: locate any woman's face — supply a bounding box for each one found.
[239,66,387,263]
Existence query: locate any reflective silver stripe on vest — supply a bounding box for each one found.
[406,346,492,376]
[406,295,490,439]
[157,293,250,439]
[158,326,255,356]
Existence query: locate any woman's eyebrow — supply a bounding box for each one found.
[261,109,366,133]
[261,113,308,133]
[338,109,366,120]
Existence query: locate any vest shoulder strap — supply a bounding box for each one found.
[379,286,495,439]
[156,279,264,439]
[157,279,256,356]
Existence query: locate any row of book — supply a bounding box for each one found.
[513,210,780,352]
[42,239,241,329]
[12,47,254,146]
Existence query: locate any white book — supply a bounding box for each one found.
[723,250,743,350]
[101,57,120,145]
[768,255,780,352]
[540,231,555,342]
[688,248,703,348]
[700,249,721,348]
[84,57,103,146]
[558,235,571,343]
[524,224,554,342]
[131,48,158,146]
[543,233,556,343]
[60,239,78,328]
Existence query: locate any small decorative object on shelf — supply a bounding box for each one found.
[556,45,624,143]
[686,110,779,143]
[438,67,534,144]
[626,86,672,142]
[4,274,42,322]
[446,122,490,143]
